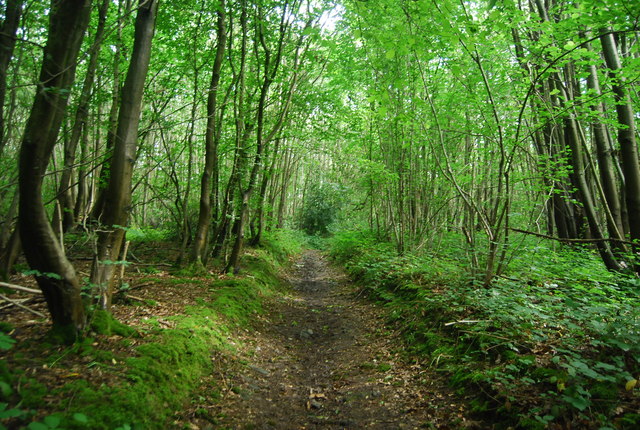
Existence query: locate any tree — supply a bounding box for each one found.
[190,0,227,268]
[17,0,92,340]
[90,0,159,309]
[0,0,23,156]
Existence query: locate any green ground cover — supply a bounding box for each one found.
[328,230,640,429]
[1,229,303,430]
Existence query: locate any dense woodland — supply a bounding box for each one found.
[1,0,640,428]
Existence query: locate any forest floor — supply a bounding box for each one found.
[181,249,482,429]
[2,245,487,429]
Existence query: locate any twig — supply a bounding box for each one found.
[444,320,488,326]
[128,282,154,291]
[133,262,172,267]
[0,293,46,317]
[460,330,516,343]
[125,294,156,304]
[0,282,42,295]
[119,241,131,282]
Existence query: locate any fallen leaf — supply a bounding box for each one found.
[625,379,637,391]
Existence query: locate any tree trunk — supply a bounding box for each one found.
[191,0,227,267]
[90,0,158,309]
[250,137,281,246]
[55,0,110,232]
[586,61,624,241]
[600,30,640,257]
[226,1,294,272]
[18,0,92,340]
[89,0,130,223]
[0,0,23,156]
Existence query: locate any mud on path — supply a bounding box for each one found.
[188,250,478,429]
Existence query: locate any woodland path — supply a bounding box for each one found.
[187,250,479,429]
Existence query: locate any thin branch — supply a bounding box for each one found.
[0,293,46,317]
[0,282,42,294]
[510,228,635,245]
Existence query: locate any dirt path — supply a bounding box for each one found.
[190,250,477,429]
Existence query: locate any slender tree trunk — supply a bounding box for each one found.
[17,0,92,340]
[191,0,227,266]
[74,112,91,225]
[564,113,621,270]
[213,0,248,264]
[0,0,22,156]
[226,2,293,272]
[586,62,624,241]
[90,0,158,309]
[600,30,640,255]
[54,0,110,232]
[250,136,281,246]
[0,225,21,281]
[90,0,129,223]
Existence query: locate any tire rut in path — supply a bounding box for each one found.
[205,250,475,429]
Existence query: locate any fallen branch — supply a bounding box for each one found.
[125,294,157,304]
[0,282,42,295]
[510,228,634,245]
[0,293,46,317]
[133,262,172,267]
[444,320,488,326]
[128,281,154,291]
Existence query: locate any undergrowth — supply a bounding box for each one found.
[1,229,302,430]
[329,229,640,429]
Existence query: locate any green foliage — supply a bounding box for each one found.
[0,330,15,351]
[330,229,640,427]
[259,229,305,262]
[125,228,172,244]
[298,182,346,235]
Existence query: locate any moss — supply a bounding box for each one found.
[377,363,392,372]
[4,237,300,430]
[45,323,81,345]
[173,262,209,277]
[589,381,618,402]
[89,310,138,337]
[205,278,268,326]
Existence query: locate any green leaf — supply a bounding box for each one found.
[385,49,395,59]
[73,413,89,424]
[0,403,23,419]
[562,393,590,411]
[28,423,49,430]
[44,415,61,428]
[0,332,15,350]
[0,381,12,397]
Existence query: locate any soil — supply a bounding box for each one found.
[181,250,481,429]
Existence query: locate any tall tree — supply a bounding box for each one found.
[600,30,640,257]
[90,0,158,309]
[190,0,227,267]
[53,0,110,232]
[0,0,23,156]
[226,0,292,273]
[17,0,92,339]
